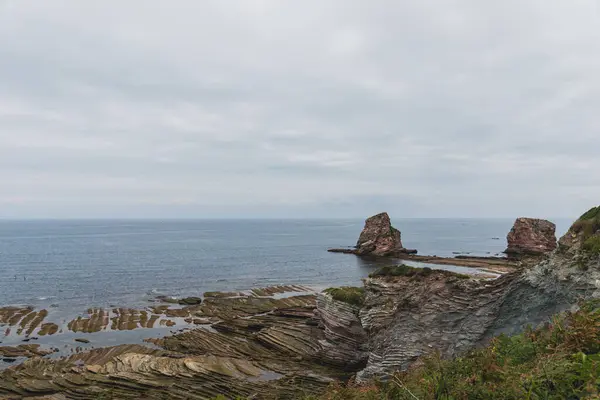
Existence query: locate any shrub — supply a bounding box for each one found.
[572,206,600,242]
[369,265,470,280]
[582,235,600,256]
[324,287,365,307]
[579,206,600,221]
[369,265,432,278]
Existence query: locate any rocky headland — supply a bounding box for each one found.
[1,208,600,399]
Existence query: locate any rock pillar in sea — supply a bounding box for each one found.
[355,212,405,256]
[505,217,557,256]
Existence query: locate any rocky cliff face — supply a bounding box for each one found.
[505,217,557,256]
[315,292,368,370]
[357,269,517,381]
[355,213,600,381]
[355,212,404,256]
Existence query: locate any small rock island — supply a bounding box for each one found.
[505,217,557,256]
[329,212,417,256]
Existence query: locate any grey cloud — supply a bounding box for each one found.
[0,0,599,218]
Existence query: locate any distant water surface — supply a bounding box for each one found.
[0,218,572,311]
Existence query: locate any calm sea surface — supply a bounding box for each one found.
[0,218,572,311]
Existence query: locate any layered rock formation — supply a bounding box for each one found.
[315,291,368,369]
[505,217,557,256]
[0,287,350,399]
[0,344,55,359]
[357,268,514,380]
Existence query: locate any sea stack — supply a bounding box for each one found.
[505,217,557,256]
[355,212,405,256]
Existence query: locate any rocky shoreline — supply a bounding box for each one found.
[1,209,599,399]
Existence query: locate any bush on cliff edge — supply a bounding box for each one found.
[324,287,365,307]
[309,300,600,400]
[572,206,600,246]
[369,265,470,280]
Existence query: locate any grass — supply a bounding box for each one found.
[571,206,600,241]
[582,235,600,256]
[579,206,600,221]
[308,300,600,400]
[565,206,600,257]
[324,287,366,307]
[369,265,470,280]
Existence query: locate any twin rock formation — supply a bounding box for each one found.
[333,212,558,258]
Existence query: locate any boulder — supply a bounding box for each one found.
[355,212,406,256]
[178,297,202,306]
[505,218,557,256]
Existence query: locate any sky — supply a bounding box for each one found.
[0,0,599,219]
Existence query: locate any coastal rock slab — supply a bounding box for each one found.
[505,217,557,256]
[0,344,55,359]
[0,289,337,399]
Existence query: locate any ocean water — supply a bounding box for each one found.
[0,218,573,311]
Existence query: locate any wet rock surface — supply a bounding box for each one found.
[505,217,557,256]
[0,307,49,338]
[0,286,343,399]
[0,344,56,358]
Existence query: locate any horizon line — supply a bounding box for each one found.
[0,216,578,221]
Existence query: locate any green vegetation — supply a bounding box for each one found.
[582,235,600,255]
[369,265,470,280]
[324,287,365,307]
[579,206,600,221]
[369,264,432,278]
[571,206,600,255]
[309,300,600,400]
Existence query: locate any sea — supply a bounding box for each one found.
[0,218,572,311]
[0,218,573,365]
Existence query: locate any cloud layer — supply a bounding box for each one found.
[1,0,599,218]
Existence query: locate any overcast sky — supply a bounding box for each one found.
[0,1,599,219]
